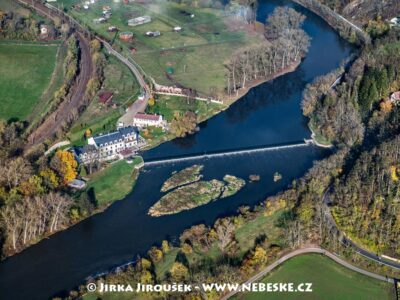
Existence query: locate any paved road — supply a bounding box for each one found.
[43,3,150,126]
[44,140,70,156]
[221,246,394,300]
[323,188,400,270]
[98,39,151,126]
[18,0,93,147]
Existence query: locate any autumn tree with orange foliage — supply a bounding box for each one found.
[379,99,393,113]
[50,150,78,184]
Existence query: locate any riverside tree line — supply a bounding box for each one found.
[225,7,311,95]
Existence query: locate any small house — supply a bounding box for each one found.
[128,16,151,27]
[93,17,106,24]
[133,113,165,128]
[68,179,86,189]
[138,92,146,101]
[390,17,400,26]
[98,91,114,105]
[145,31,160,37]
[390,91,400,104]
[103,12,112,19]
[40,24,49,36]
[173,26,182,32]
[108,26,118,32]
[119,32,134,41]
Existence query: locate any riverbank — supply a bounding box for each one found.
[224,60,302,105]
[292,0,370,44]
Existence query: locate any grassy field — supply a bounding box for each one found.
[68,54,140,145]
[237,254,393,300]
[0,42,60,121]
[57,0,262,95]
[86,159,141,205]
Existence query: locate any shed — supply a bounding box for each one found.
[98,91,114,104]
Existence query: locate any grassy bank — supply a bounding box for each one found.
[86,159,141,205]
[237,254,392,300]
[0,42,59,121]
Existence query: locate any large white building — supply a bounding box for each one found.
[133,113,165,128]
[82,126,143,162]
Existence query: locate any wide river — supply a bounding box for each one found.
[0,0,353,299]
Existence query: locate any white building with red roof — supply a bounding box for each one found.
[133,113,165,128]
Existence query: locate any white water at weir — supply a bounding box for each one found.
[144,140,314,166]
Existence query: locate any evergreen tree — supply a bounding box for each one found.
[376,68,388,97]
[387,65,396,83]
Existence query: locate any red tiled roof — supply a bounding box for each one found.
[134,113,160,121]
[98,91,113,104]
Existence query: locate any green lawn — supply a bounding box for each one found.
[148,94,224,122]
[0,42,59,121]
[57,0,261,95]
[238,254,392,300]
[86,159,140,205]
[68,54,140,145]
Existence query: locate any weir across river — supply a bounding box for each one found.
[144,139,315,166]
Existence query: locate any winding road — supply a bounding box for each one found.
[323,188,400,270]
[221,246,394,300]
[98,38,151,126]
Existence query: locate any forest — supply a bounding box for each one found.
[300,28,400,257]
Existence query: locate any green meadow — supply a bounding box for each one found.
[238,254,392,300]
[0,42,59,121]
[57,0,261,95]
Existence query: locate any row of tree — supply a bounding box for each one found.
[225,7,310,94]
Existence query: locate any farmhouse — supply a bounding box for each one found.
[128,16,151,27]
[86,126,144,161]
[133,113,165,128]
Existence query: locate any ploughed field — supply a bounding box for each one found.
[0,42,60,121]
[237,254,393,300]
[57,0,262,95]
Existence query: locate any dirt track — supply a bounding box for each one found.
[17,0,93,147]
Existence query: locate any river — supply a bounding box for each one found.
[0,1,353,299]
